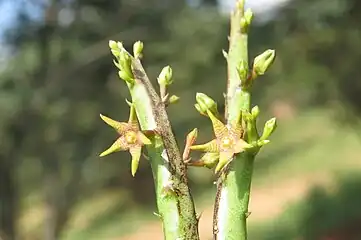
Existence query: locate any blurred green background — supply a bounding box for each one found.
[1,0,361,239]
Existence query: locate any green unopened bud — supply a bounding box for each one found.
[240,9,253,32]
[236,0,245,12]
[237,60,248,82]
[111,49,120,57]
[244,9,254,25]
[117,41,124,50]
[260,117,277,141]
[109,40,118,50]
[253,49,276,76]
[157,66,173,86]
[118,71,134,84]
[251,105,260,119]
[194,103,206,116]
[241,110,252,122]
[169,95,180,104]
[119,50,133,78]
[133,41,144,59]
[195,93,219,116]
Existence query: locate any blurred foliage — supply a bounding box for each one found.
[251,174,361,240]
[1,0,361,239]
[256,0,361,122]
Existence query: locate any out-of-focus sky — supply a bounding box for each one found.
[219,0,290,13]
[0,0,288,64]
[0,0,290,38]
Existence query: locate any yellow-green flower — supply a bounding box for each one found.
[99,105,151,176]
[190,109,251,173]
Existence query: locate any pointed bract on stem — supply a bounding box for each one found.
[183,128,198,161]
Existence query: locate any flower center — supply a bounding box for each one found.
[220,136,233,149]
[125,131,137,144]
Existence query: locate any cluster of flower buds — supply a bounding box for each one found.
[157,65,180,105]
[185,93,277,174]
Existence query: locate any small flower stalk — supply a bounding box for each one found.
[100,0,276,239]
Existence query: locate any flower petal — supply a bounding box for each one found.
[232,122,244,140]
[207,110,228,139]
[138,132,152,145]
[130,146,142,177]
[234,138,252,153]
[190,139,219,152]
[100,114,128,134]
[128,104,138,126]
[99,138,127,157]
[215,151,234,174]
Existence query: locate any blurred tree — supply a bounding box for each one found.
[0,0,231,238]
[258,0,361,124]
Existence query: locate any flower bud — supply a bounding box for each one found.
[117,41,124,50]
[111,49,120,57]
[133,41,144,59]
[240,9,253,32]
[109,40,118,50]
[169,95,180,104]
[157,66,173,86]
[194,103,206,116]
[251,105,260,119]
[237,60,248,82]
[119,50,133,78]
[244,9,254,26]
[260,117,277,141]
[195,93,219,116]
[253,49,276,76]
[118,71,134,84]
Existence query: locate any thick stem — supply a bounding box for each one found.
[213,153,254,239]
[129,59,199,239]
[213,1,255,239]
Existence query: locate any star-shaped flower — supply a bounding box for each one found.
[190,109,251,173]
[99,104,151,176]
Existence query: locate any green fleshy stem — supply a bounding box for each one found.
[128,59,200,240]
[213,0,257,239]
